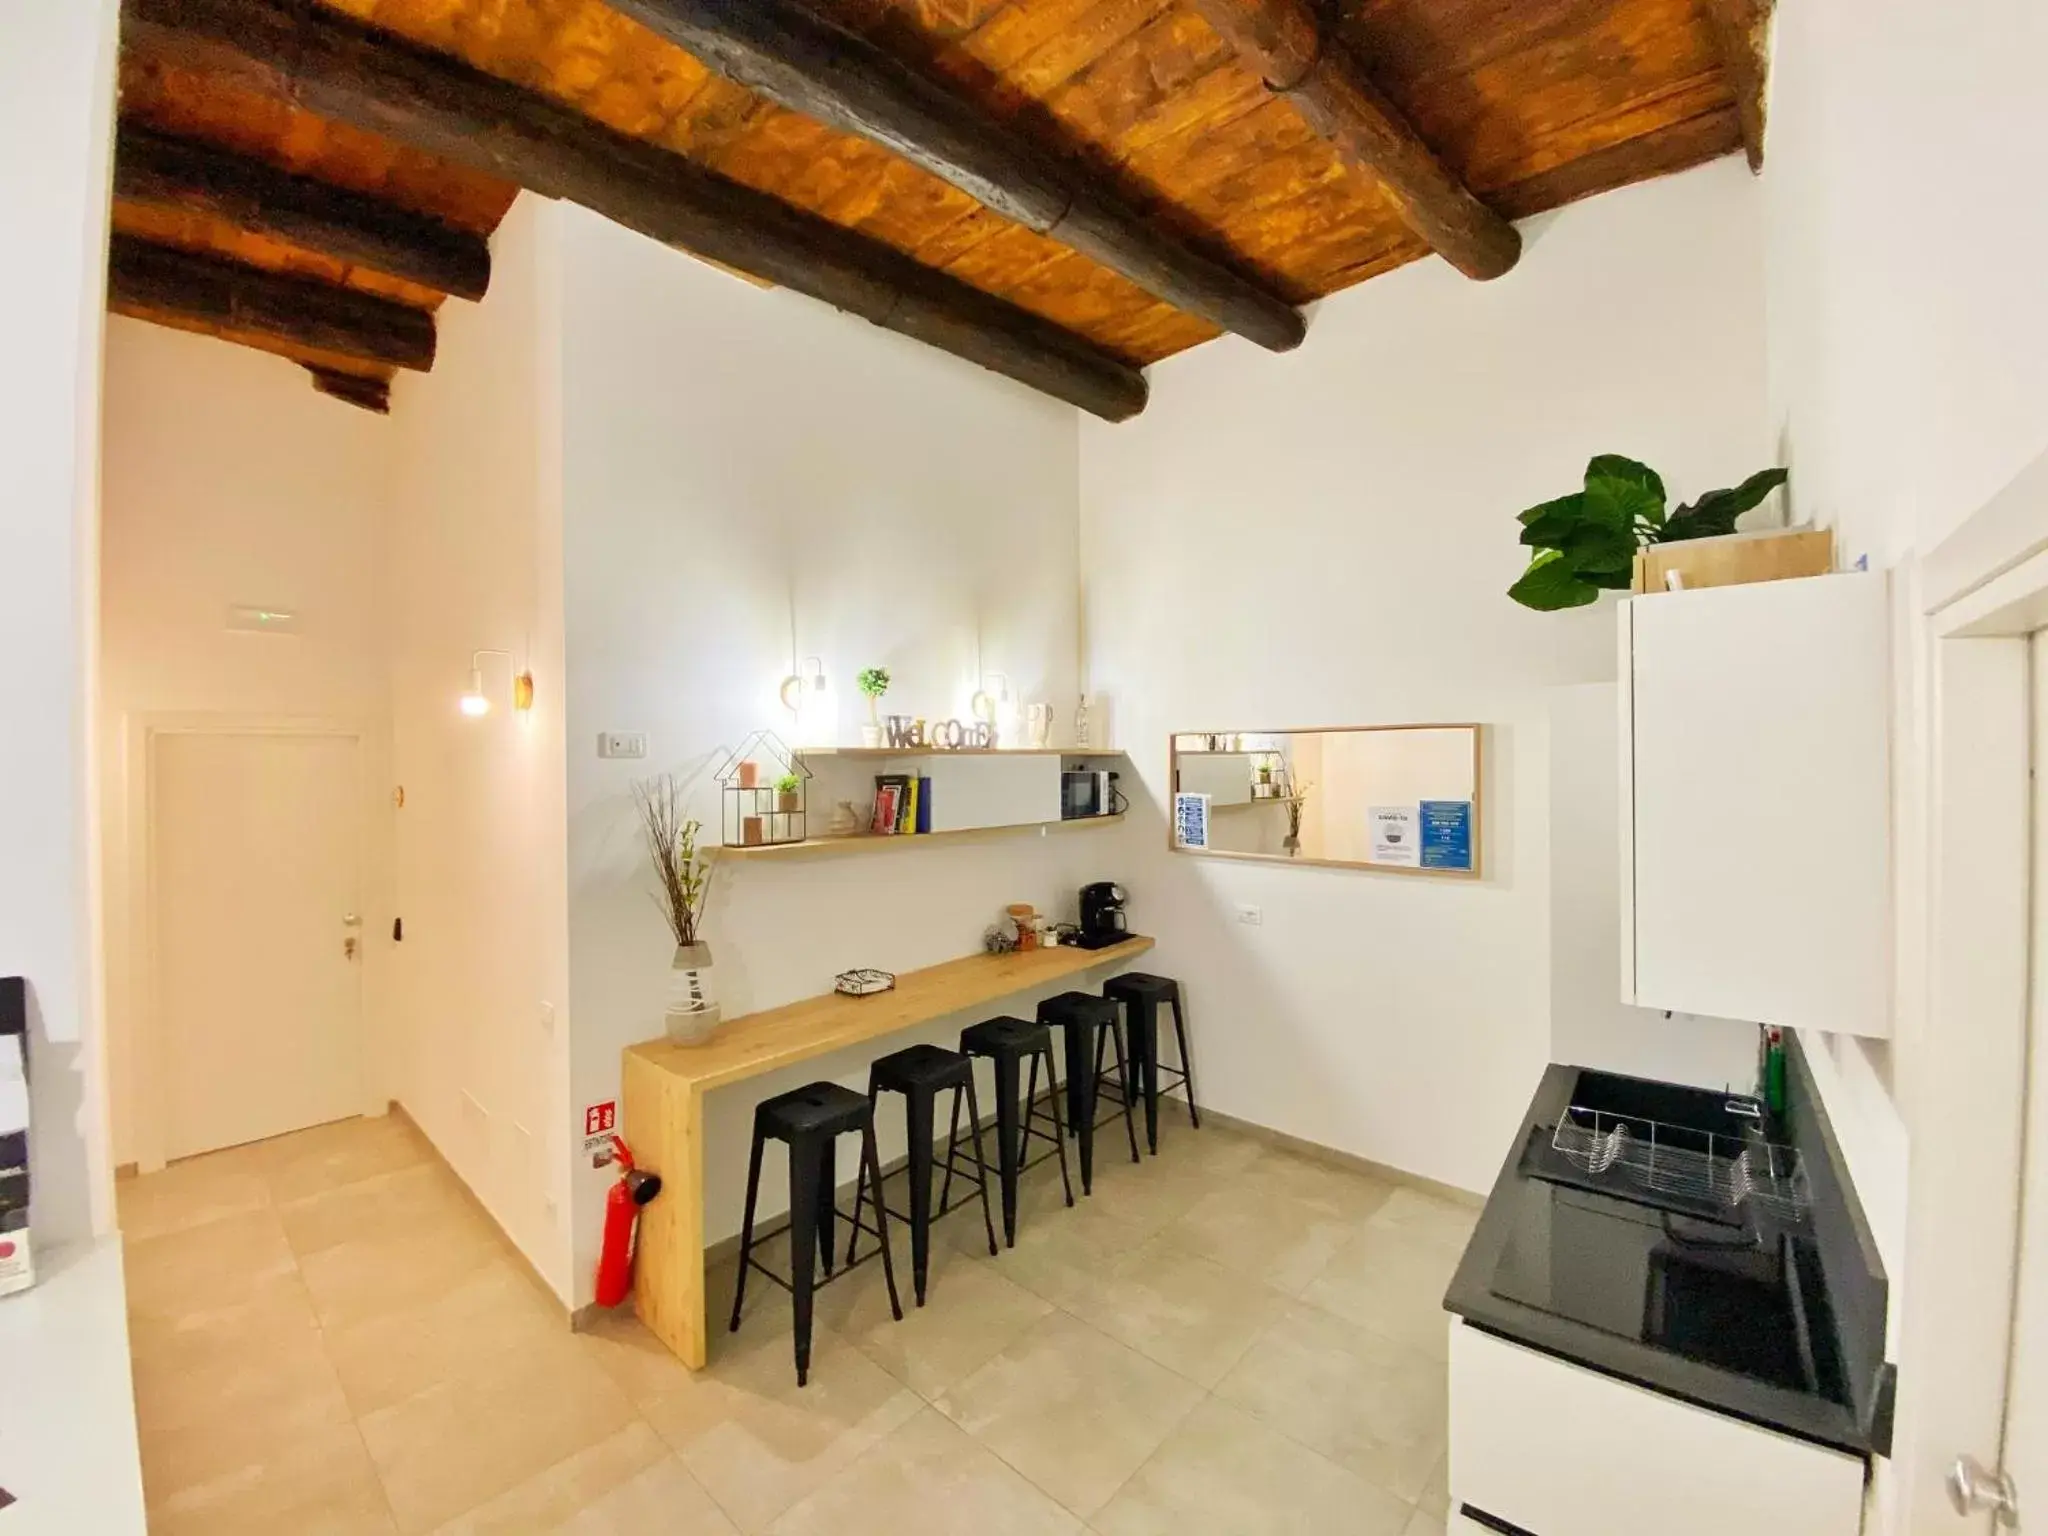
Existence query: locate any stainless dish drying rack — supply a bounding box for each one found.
[1551,1103,1811,1223]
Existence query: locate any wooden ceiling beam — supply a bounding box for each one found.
[306,366,393,413]
[108,233,438,371]
[1189,0,1521,281]
[1695,0,1773,171]
[115,123,492,300]
[605,0,1306,354]
[122,0,1149,422]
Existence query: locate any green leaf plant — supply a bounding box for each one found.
[1508,455,1790,612]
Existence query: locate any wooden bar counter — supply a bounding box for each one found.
[621,935,1155,1366]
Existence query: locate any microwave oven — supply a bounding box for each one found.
[1062,769,1117,820]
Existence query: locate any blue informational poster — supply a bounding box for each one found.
[1419,800,1474,871]
[1174,792,1210,849]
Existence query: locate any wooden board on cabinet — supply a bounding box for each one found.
[1632,526,1834,594]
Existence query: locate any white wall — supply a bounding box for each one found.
[98,319,397,1171]
[1080,159,1771,1195]
[557,203,1093,1304]
[2,0,121,1249]
[386,195,572,1300]
[1766,0,2048,569]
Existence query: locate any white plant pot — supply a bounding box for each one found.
[859,724,882,749]
[665,942,721,1043]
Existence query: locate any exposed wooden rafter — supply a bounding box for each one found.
[1189,0,1521,281]
[121,0,1150,421]
[604,0,1306,354]
[1695,0,1774,171]
[108,233,438,373]
[306,366,393,413]
[115,123,492,301]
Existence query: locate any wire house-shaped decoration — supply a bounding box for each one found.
[715,729,811,848]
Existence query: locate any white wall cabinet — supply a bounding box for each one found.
[1618,572,1891,1038]
[1449,1322,1866,1535]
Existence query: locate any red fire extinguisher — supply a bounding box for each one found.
[594,1135,662,1309]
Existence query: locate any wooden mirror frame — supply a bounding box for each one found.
[1166,723,1484,878]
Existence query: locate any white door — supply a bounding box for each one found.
[2002,637,2048,1524]
[152,730,365,1159]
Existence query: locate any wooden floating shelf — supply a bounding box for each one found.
[716,812,1124,860]
[796,746,1125,758]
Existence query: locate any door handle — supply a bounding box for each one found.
[1948,1456,2019,1527]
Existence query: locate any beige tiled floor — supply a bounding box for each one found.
[119,1108,1473,1535]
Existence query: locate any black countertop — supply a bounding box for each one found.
[1443,1060,1888,1459]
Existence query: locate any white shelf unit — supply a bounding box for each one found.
[716,747,1127,857]
[1618,571,1890,1036]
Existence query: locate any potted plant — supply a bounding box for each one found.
[857,667,890,748]
[632,773,719,1043]
[1508,455,1789,611]
[774,772,801,813]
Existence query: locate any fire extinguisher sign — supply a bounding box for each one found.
[584,1100,617,1141]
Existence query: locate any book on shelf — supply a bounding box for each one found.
[871,781,901,836]
[872,773,932,835]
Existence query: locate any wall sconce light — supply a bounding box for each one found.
[460,649,535,718]
[779,655,829,745]
[971,672,1017,743]
[779,655,827,715]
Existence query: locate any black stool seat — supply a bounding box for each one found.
[756,1081,871,1139]
[871,1042,971,1093]
[960,1015,1050,1055]
[1036,992,1140,1192]
[959,1016,1073,1245]
[1039,990,1118,1026]
[1103,972,1200,1154]
[1103,972,1177,1001]
[857,1044,997,1306]
[731,1080,902,1387]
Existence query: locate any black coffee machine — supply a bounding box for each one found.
[1076,882,1130,949]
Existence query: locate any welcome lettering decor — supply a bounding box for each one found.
[883,714,999,750]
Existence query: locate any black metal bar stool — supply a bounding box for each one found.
[1036,991,1141,1194]
[852,1043,999,1306]
[956,1016,1073,1246]
[1103,972,1201,1154]
[729,1081,902,1386]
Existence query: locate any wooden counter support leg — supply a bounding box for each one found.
[622,1052,708,1368]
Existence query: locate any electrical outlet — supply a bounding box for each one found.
[1236,904,1263,926]
[598,731,648,760]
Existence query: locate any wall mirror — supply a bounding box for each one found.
[1169,725,1482,876]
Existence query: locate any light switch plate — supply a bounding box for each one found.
[1236,905,1263,926]
[598,731,648,760]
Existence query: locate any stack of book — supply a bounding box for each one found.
[871,773,934,835]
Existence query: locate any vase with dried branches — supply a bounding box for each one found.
[1282,780,1312,857]
[633,774,719,1042]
